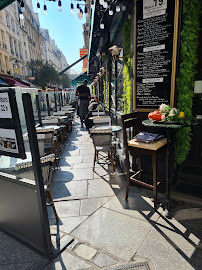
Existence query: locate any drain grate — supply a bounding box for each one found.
[101,262,151,270]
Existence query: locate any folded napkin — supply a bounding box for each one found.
[134,132,163,143]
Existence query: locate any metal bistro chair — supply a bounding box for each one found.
[93,116,111,127]
[15,154,58,222]
[42,118,64,144]
[92,111,105,116]
[90,128,115,172]
[121,112,167,210]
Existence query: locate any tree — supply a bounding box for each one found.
[28,60,61,88]
[61,73,71,88]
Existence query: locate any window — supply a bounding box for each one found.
[25,50,28,59]
[22,67,24,75]
[9,37,14,55]
[14,40,18,57]
[11,19,15,32]
[4,56,8,73]
[0,54,3,72]
[6,15,10,28]
[19,43,22,59]
[1,31,4,45]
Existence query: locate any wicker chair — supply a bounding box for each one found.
[90,128,115,172]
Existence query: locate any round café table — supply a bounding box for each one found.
[142,119,182,218]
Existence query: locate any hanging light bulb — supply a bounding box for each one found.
[116,5,120,12]
[122,4,126,11]
[58,0,62,12]
[78,8,83,19]
[109,6,113,15]
[100,22,104,29]
[99,0,104,5]
[70,3,74,14]
[37,2,41,12]
[84,6,88,18]
[20,1,25,12]
[103,0,108,8]
[91,0,94,6]
[44,4,47,15]
[77,4,80,13]
[20,11,24,20]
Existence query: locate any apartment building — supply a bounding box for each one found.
[0,0,68,79]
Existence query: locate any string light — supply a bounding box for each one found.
[19,10,24,20]
[37,2,40,13]
[44,4,47,15]
[99,0,104,5]
[100,22,104,29]
[58,0,62,12]
[116,5,121,12]
[103,0,108,8]
[122,4,126,11]
[71,3,74,14]
[78,8,83,19]
[84,6,88,18]
[77,4,80,13]
[109,6,113,15]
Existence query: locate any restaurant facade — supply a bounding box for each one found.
[88,0,202,194]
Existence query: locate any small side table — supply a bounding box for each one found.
[142,119,182,218]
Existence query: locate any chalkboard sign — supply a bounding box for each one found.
[0,89,26,159]
[134,0,179,111]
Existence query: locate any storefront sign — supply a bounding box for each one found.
[0,89,25,158]
[0,92,12,118]
[134,0,179,111]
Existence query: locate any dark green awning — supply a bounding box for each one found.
[0,0,15,10]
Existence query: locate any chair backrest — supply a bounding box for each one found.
[121,112,140,147]
[90,129,112,147]
[15,154,55,187]
[53,111,65,116]
[36,133,45,157]
[44,131,54,144]
[42,119,60,126]
[93,117,111,127]
[92,111,105,116]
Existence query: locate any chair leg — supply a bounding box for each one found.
[46,190,59,222]
[110,147,115,172]
[152,151,157,211]
[125,148,131,200]
[93,149,97,171]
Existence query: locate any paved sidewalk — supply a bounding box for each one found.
[1,120,201,270]
[46,121,202,270]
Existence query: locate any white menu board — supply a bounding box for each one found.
[0,92,12,119]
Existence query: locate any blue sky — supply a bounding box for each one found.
[32,0,87,73]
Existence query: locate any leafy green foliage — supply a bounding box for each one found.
[61,73,71,88]
[174,0,200,166]
[91,85,95,96]
[122,19,132,114]
[29,60,61,89]
[103,77,109,109]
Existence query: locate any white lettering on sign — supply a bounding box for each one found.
[142,77,164,83]
[0,128,18,154]
[0,93,12,119]
[143,0,167,18]
[143,44,165,52]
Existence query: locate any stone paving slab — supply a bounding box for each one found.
[65,155,84,164]
[51,180,88,201]
[74,244,97,260]
[94,252,118,268]
[103,190,162,223]
[87,179,115,198]
[80,197,111,216]
[49,216,88,234]
[62,149,80,156]
[48,200,80,219]
[73,162,99,169]
[83,155,95,163]
[71,207,153,262]
[53,168,93,182]
[44,251,91,270]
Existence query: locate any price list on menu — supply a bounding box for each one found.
[135,0,178,110]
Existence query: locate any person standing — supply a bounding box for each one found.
[76,79,91,127]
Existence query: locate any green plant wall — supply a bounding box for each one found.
[122,19,132,114]
[103,72,109,109]
[91,85,95,96]
[174,0,200,166]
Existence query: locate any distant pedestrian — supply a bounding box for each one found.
[76,79,91,127]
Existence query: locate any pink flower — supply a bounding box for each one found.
[161,114,166,120]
